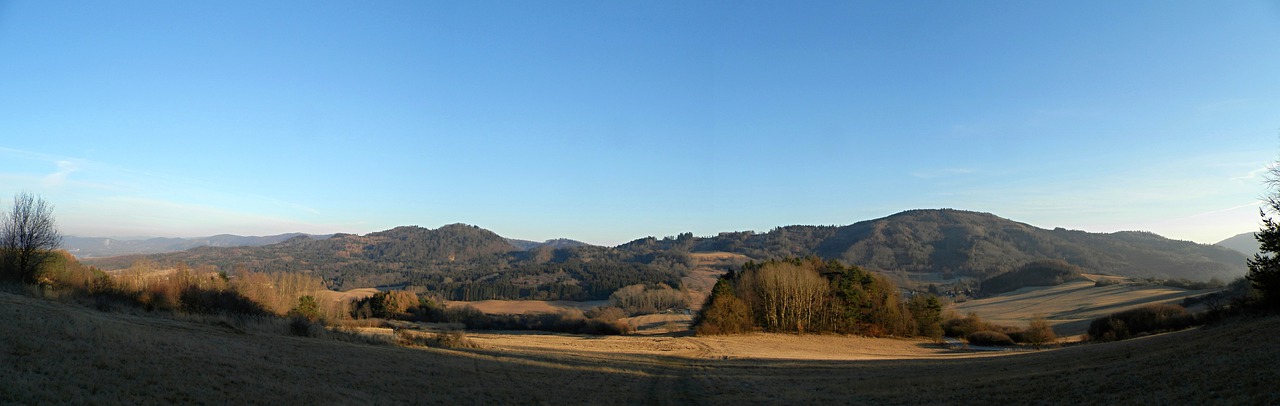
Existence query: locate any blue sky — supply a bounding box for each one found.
[1,1,1278,245]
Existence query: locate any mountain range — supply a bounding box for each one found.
[81,209,1250,299]
[1216,232,1260,258]
[63,233,334,258]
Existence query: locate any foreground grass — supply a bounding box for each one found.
[3,288,1278,404]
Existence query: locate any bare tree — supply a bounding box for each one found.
[1,192,62,282]
[744,263,828,332]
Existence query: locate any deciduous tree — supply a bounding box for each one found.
[1,192,62,283]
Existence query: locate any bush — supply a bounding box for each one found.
[966,330,1015,346]
[943,313,1017,338]
[695,279,753,335]
[1087,304,1196,341]
[395,329,476,349]
[1021,316,1057,346]
[289,316,320,337]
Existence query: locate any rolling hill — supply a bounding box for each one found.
[83,210,1249,299]
[63,233,332,258]
[681,209,1246,282]
[3,285,1277,404]
[1217,232,1260,257]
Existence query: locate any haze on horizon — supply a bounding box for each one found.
[2,1,1278,246]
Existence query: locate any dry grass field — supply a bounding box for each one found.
[954,275,1217,336]
[4,285,1278,404]
[441,299,609,315]
[313,287,380,303]
[682,252,747,310]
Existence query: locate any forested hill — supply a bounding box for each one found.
[1217,232,1260,257]
[627,209,1246,282]
[85,210,1248,298]
[86,223,686,301]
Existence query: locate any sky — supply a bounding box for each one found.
[1,1,1279,246]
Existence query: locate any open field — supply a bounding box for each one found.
[313,287,380,303]
[682,252,747,310]
[442,299,610,314]
[4,286,1278,404]
[954,276,1217,336]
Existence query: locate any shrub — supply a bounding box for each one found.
[966,330,1015,346]
[944,313,994,337]
[289,295,321,321]
[1021,316,1057,346]
[289,316,319,337]
[179,286,271,316]
[695,279,753,335]
[395,329,476,349]
[1087,304,1196,341]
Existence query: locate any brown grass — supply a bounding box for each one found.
[683,252,747,310]
[954,278,1215,336]
[443,299,609,314]
[3,285,1278,404]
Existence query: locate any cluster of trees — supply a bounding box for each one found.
[696,257,943,338]
[943,313,1056,347]
[433,305,632,335]
[35,250,346,321]
[1087,304,1196,342]
[608,283,689,315]
[979,259,1083,296]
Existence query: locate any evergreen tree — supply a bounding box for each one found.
[1248,162,1280,310]
[1248,206,1280,309]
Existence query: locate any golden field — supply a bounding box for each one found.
[3,286,1277,404]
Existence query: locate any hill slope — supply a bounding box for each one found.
[84,210,1247,299]
[63,233,332,258]
[685,209,1247,282]
[86,224,683,300]
[1217,232,1260,257]
[3,288,1277,404]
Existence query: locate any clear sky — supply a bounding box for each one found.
[1,1,1278,246]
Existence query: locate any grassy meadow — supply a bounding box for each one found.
[3,284,1278,404]
[955,275,1218,336]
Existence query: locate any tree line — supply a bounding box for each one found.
[696,257,943,338]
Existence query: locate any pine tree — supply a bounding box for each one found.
[1248,163,1280,310]
[1248,206,1280,310]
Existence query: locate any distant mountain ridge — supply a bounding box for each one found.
[505,238,593,251]
[82,210,1249,298]
[1217,232,1260,257]
[64,233,332,258]
[628,209,1247,282]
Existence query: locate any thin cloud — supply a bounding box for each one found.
[41,160,80,187]
[1232,163,1277,182]
[910,168,975,179]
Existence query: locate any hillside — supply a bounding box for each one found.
[957,276,1217,336]
[3,287,1278,404]
[84,210,1248,301]
[63,233,332,258]
[86,224,684,301]
[505,238,593,251]
[1217,232,1260,257]
[688,209,1247,282]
